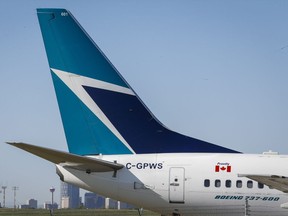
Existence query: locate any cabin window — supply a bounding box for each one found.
[247,180,253,188]
[258,182,264,189]
[225,180,231,188]
[236,180,242,188]
[215,179,221,188]
[204,179,210,187]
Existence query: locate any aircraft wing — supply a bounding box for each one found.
[7,142,124,172]
[239,174,288,193]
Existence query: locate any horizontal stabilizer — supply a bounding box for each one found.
[239,174,288,193]
[6,142,124,172]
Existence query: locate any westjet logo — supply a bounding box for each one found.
[50,68,136,154]
[215,162,231,172]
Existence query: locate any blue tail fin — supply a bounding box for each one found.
[37,8,239,155]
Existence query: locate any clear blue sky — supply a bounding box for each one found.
[1,0,288,207]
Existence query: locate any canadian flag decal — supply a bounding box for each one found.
[215,162,231,172]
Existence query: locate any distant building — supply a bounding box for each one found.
[84,193,105,209]
[44,202,58,210]
[28,199,37,209]
[119,201,134,209]
[18,199,38,209]
[83,192,134,210]
[61,196,70,209]
[105,198,117,209]
[19,204,30,209]
[60,182,80,208]
[105,197,134,210]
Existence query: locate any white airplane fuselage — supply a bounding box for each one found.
[57,153,288,215]
[10,8,288,216]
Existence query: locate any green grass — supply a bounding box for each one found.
[0,208,159,216]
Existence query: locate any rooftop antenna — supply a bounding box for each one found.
[1,186,7,208]
[12,186,19,209]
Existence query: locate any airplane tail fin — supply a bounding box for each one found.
[37,8,239,155]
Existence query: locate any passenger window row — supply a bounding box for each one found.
[204,179,264,189]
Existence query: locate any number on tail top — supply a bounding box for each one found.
[61,12,68,17]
